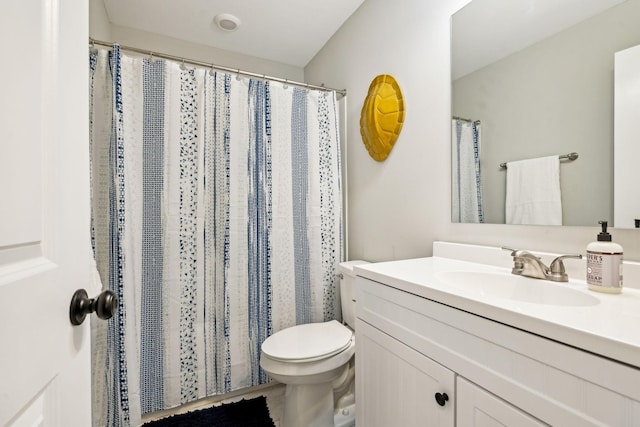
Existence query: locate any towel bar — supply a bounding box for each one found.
[499,152,578,169]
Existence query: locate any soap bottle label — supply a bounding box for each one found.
[586,251,623,289]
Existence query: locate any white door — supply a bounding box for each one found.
[0,1,93,426]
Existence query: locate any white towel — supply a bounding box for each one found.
[505,155,562,225]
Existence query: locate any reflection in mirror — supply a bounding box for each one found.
[451,0,640,227]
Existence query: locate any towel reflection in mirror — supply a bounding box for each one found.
[505,156,562,225]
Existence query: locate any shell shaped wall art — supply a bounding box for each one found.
[360,74,405,161]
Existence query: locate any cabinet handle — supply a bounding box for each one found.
[434,392,449,407]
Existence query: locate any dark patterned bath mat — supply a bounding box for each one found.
[142,395,276,427]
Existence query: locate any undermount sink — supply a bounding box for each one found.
[435,271,600,307]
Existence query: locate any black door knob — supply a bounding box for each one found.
[69,289,117,326]
[435,392,449,406]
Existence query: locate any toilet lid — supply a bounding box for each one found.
[261,320,353,362]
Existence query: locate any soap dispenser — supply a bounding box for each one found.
[586,220,623,293]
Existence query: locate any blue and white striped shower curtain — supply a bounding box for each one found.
[452,119,484,223]
[89,46,343,427]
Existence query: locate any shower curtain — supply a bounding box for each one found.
[452,119,484,223]
[89,45,343,427]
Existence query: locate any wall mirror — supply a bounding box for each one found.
[451,0,640,228]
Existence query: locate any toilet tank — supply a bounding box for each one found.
[338,260,369,329]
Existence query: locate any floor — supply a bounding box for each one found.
[142,383,286,426]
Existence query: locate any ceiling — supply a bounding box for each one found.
[102,0,365,68]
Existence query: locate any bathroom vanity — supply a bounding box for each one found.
[354,243,640,426]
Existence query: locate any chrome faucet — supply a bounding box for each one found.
[502,247,582,282]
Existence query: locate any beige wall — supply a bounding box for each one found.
[305,0,470,262]
[306,0,640,262]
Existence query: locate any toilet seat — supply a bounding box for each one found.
[262,320,353,362]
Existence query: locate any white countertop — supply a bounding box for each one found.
[354,255,640,369]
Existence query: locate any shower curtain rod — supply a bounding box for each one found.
[453,116,481,124]
[89,38,347,97]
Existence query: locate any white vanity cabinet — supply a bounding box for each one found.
[456,377,545,426]
[356,319,455,426]
[355,275,640,426]
[356,319,543,427]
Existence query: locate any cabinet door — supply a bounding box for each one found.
[356,320,455,427]
[457,377,547,426]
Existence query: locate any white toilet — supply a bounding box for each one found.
[260,260,368,427]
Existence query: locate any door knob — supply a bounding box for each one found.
[434,392,449,406]
[69,289,117,326]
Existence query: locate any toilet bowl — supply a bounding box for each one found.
[261,320,355,427]
[260,260,368,427]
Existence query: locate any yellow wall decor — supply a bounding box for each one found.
[360,74,405,161]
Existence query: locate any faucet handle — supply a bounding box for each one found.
[502,247,533,275]
[501,246,518,254]
[549,254,583,274]
[501,246,535,258]
[548,254,583,281]
[503,248,542,263]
